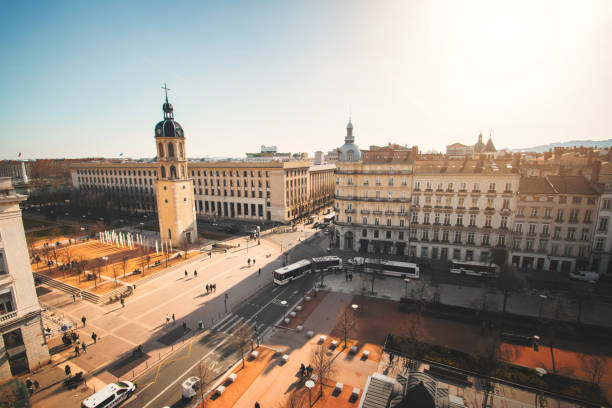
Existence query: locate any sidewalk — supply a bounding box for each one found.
[320,271,612,327]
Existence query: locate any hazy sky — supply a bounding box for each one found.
[2,0,611,160]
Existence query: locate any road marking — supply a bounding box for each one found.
[215,314,240,332]
[138,284,292,408]
[139,334,233,408]
[222,316,244,333]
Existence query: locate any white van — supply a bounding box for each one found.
[569,270,600,283]
[81,381,136,408]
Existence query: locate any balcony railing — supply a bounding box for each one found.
[360,210,370,215]
[0,311,18,323]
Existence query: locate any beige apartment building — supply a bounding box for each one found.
[511,176,599,273]
[71,160,334,224]
[0,178,49,377]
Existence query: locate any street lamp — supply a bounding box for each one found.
[538,294,548,319]
[280,300,288,320]
[404,278,411,298]
[305,380,315,407]
[351,304,359,312]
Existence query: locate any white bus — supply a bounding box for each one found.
[449,261,500,277]
[81,381,136,408]
[311,256,342,271]
[273,259,313,285]
[363,259,420,279]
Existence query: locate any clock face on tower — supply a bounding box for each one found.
[156,128,162,135]
[176,128,183,137]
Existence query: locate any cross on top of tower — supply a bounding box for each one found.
[162,83,171,103]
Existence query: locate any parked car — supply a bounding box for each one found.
[347,257,365,265]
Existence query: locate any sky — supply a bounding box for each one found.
[1,0,611,160]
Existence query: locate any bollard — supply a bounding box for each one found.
[132,370,134,379]
[158,352,160,361]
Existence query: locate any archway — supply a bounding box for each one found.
[170,165,177,179]
[168,142,175,158]
[160,165,166,178]
[158,142,164,158]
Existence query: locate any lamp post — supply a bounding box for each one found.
[404,278,411,298]
[538,294,548,319]
[305,380,314,407]
[280,300,288,320]
[535,367,547,407]
[246,237,249,254]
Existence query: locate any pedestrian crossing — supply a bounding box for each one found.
[214,313,266,336]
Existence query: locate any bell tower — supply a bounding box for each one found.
[154,84,197,247]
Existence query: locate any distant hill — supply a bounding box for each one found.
[511,139,612,153]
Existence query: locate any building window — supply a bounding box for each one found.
[482,233,490,245]
[362,229,367,237]
[497,235,505,247]
[517,207,525,216]
[399,232,404,240]
[0,252,6,275]
[484,215,492,227]
[386,231,392,239]
[411,213,418,223]
[467,231,475,244]
[599,217,609,232]
[581,228,590,241]
[544,207,552,218]
[386,218,392,226]
[362,217,368,225]
[399,219,405,227]
[528,223,536,235]
[555,209,564,222]
[423,213,430,224]
[374,230,379,238]
[603,199,611,210]
[530,207,537,217]
[500,216,508,229]
[542,224,550,235]
[595,237,605,251]
[454,231,462,243]
[469,214,476,227]
[515,223,523,233]
[442,230,449,242]
[375,218,380,226]
[456,214,463,226]
[584,210,592,223]
[347,216,352,224]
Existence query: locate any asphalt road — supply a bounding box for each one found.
[124,274,316,408]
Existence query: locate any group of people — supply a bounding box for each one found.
[299,363,313,377]
[185,269,198,278]
[247,258,256,267]
[25,377,40,394]
[205,283,217,293]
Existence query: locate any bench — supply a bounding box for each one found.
[350,346,358,354]
[318,335,327,344]
[296,305,303,311]
[352,387,360,398]
[306,330,314,338]
[330,340,339,349]
[228,373,237,383]
[305,296,311,301]
[250,350,259,359]
[296,325,303,332]
[216,385,226,395]
[335,382,343,392]
[275,348,282,356]
[362,350,370,359]
[289,311,297,318]
[425,365,472,387]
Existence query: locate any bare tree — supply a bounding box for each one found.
[309,344,336,397]
[196,358,216,408]
[335,304,357,349]
[476,331,502,408]
[76,256,88,283]
[278,388,306,408]
[496,265,527,314]
[121,255,128,279]
[581,354,608,386]
[401,317,424,370]
[62,246,73,275]
[233,323,254,369]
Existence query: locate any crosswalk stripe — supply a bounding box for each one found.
[223,316,245,333]
[216,314,240,332]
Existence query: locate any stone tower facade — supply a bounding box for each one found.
[154,87,198,247]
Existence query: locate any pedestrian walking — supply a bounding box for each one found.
[253,259,256,265]
[65,365,71,378]
[120,298,125,308]
[33,380,39,392]
[248,258,251,266]
[82,342,87,353]
[184,270,188,277]
[81,316,86,327]
[213,283,216,292]
[349,274,353,281]
[26,378,33,392]
[258,268,261,276]
[72,294,76,302]
[166,314,170,325]
[74,345,80,356]
[255,402,261,408]
[206,284,209,293]
[91,332,97,343]
[194,270,197,277]
[132,283,136,290]
[172,313,176,324]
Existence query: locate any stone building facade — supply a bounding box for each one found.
[0,178,49,377]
